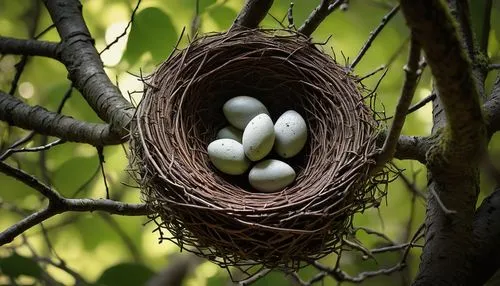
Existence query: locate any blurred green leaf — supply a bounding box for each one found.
[0,253,42,279]
[207,5,237,30]
[123,7,178,66]
[95,263,155,286]
[53,156,97,196]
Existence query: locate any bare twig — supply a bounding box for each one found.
[350,5,400,69]
[356,65,385,82]
[238,269,272,286]
[230,0,274,30]
[0,139,64,161]
[298,0,344,37]
[429,188,457,216]
[99,0,142,55]
[377,35,421,166]
[0,161,151,245]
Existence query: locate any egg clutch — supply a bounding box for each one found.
[207,96,308,193]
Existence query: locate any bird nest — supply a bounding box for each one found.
[129,29,386,270]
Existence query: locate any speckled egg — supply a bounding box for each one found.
[207,139,250,175]
[242,113,275,161]
[216,126,243,143]
[223,96,269,130]
[248,159,296,192]
[274,110,308,158]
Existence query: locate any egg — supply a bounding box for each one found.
[223,96,270,130]
[248,159,296,192]
[216,126,243,143]
[274,110,308,158]
[207,139,250,175]
[242,114,275,161]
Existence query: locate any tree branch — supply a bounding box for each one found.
[484,74,500,136]
[377,35,421,166]
[0,161,151,245]
[42,0,134,135]
[230,0,274,30]
[0,37,59,59]
[465,188,500,285]
[350,5,400,69]
[298,0,344,37]
[400,1,486,285]
[379,134,428,163]
[0,91,126,145]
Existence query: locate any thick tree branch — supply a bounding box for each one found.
[484,74,500,136]
[392,136,428,163]
[401,0,485,164]
[230,0,274,30]
[400,1,486,285]
[0,91,126,145]
[0,37,59,59]
[42,0,134,135]
[298,0,343,37]
[0,161,151,245]
[466,189,500,285]
[377,35,421,166]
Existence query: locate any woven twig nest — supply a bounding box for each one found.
[130,29,383,270]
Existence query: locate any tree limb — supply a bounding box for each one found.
[0,37,59,59]
[484,74,500,136]
[42,0,134,135]
[377,35,421,166]
[399,1,486,285]
[0,161,151,245]
[0,91,126,145]
[465,188,500,285]
[298,0,344,37]
[230,0,274,30]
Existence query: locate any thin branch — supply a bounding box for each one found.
[406,93,435,115]
[0,199,150,246]
[377,35,421,166]
[99,0,142,55]
[238,268,271,285]
[298,0,344,37]
[489,64,500,70]
[0,161,62,202]
[350,5,400,69]
[230,0,274,30]
[0,139,64,161]
[0,160,151,246]
[0,91,126,145]
[429,188,457,216]
[0,37,59,59]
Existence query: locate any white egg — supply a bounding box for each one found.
[223,96,270,130]
[274,110,308,158]
[242,114,275,161]
[207,139,250,175]
[248,159,296,192]
[216,126,243,143]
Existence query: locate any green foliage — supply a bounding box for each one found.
[123,7,178,66]
[94,263,155,286]
[0,253,43,279]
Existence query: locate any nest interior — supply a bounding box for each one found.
[130,29,382,269]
